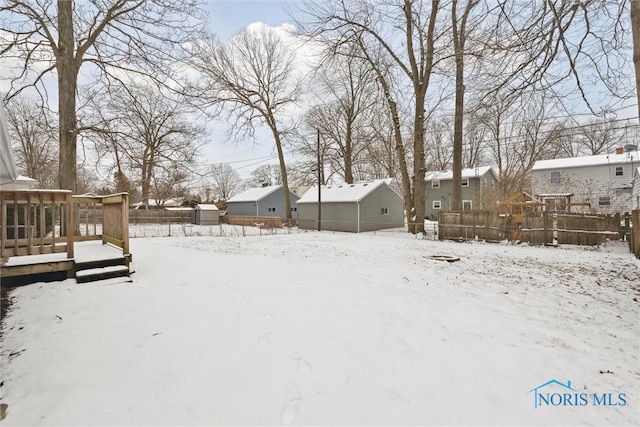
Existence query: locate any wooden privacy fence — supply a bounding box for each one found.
[225,215,284,228]
[128,209,194,225]
[439,210,621,246]
[0,189,75,259]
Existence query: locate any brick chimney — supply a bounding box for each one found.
[615,147,624,154]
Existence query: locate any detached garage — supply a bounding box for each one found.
[194,204,220,225]
[297,179,404,233]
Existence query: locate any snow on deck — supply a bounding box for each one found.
[3,240,124,267]
[0,232,638,425]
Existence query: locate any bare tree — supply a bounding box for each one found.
[86,81,205,207]
[5,95,57,188]
[451,0,480,211]
[575,117,625,155]
[249,164,283,187]
[0,0,206,192]
[306,52,379,183]
[208,163,242,201]
[190,26,301,220]
[633,0,640,118]
[298,0,445,233]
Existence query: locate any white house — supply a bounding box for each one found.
[531,148,639,214]
[0,99,37,190]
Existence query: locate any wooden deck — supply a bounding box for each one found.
[1,241,129,281]
[1,191,131,285]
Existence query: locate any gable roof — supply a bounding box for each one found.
[195,204,219,211]
[532,151,640,171]
[425,166,497,182]
[226,185,296,203]
[297,179,396,204]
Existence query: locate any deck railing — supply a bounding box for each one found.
[73,193,130,260]
[0,190,130,263]
[0,189,75,259]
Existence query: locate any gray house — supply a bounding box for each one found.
[424,166,499,220]
[531,148,639,214]
[226,185,300,220]
[297,179,404,233]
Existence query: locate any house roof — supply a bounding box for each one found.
[226,185,288,203]
[297,179,395,204]
[195,204,219,211]
[425,166,497,181]
[532,151,640,171]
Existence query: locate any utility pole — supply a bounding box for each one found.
[317,128,322,231]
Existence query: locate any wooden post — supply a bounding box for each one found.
[121,193,130,265]
[66,192,74,259]
[485,211,490,241]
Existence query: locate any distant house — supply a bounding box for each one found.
[296,179,404,233]
[194,204,220,225]
[424,166,499,220]
[531,148,639,214]
[633,167,640,210]
[226,185,300,220]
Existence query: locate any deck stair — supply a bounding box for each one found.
[74,257,131,284]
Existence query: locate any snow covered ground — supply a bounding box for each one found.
[1,228,639,426]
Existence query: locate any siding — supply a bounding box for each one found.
[424,175,495,219]
[298,202,357,232]
[531,162,635,214]
[359,185,404,231]
[633,170,640,210]
[297,184,404,232]
[226,189,299,220]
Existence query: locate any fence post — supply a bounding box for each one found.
[485,211,490,241]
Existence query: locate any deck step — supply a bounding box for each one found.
[75,257,127,272]
[76,265,130,284]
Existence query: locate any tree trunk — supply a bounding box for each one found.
[272,126,292,221]
[57,0,77,193]
[412,90,426,233]
[344,122,354,184]
[452,55,464,212]
[632,0,640,119]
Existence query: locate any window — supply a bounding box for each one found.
[615,187,631,195]
[432,180,440,188]
[380,207,389,215]
[615,166,623,176]
[598,196,611,206]
[462,200,472,211]
[290,207,297,212]
[491,180,495,188]
[267,207,277,213]
[433,201,441,209]
[550,171,561,184]
[461,178,469,187]
[483,178,487,187]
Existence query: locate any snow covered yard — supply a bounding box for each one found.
[1,230,638,426]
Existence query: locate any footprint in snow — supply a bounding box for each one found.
[281,397,302,425]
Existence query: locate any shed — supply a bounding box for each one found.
[297,179,404,233]
[194,204,220,225]
[226,185,300,220]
